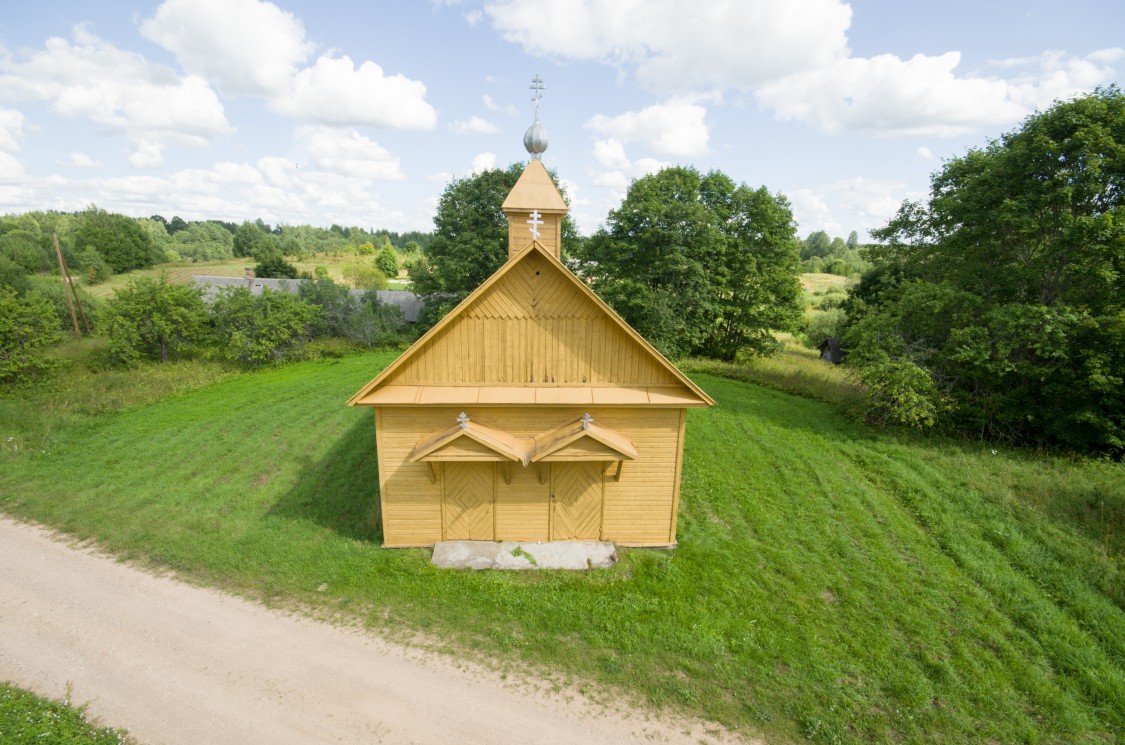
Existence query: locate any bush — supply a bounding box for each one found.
[342,263,387,290]
[298,275,406,348]
[210,287,318,367]
[0,256,31,294]
[804,308,846,349]
[375,244,399,278]
[0,230,51,273]
[254,252,300,279]
[0,287,63,383]
[76,247,112,285]
[102,275,208,364]
[26,276,98,333]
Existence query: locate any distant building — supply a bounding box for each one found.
[819,337,843,364]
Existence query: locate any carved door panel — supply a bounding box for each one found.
[551,462,603,540]
[442,463,495,540]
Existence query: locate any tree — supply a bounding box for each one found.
[233,221,277,259]
[846,230,860,249]
[171,221,234,262]
[209,287,318,367]
[410,164,579,303]
[341,263,386,290]
[254,252,299,279]
[0,287,62,383]
[801,230,832,260]
[74,210,157,272]
[375,244,399,279]
[298,276,405,347]
[102,275,208,364]
[0,230,50,273]
[581,166,803,360]
[846,87,1125,449]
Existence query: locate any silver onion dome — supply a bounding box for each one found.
[524,119,548,159]
[524,75,547,160]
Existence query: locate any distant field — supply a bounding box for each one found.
[83,256,411,300]
[2,347,1121,744]
[800,272,850,294]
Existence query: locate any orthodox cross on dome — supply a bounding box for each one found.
[523,75,548,160]
[457,411,471,429]
[580,413,593,430]
[527,210,544,239]
[530,75,544,114]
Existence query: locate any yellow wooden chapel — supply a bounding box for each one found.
[348,81,714,547]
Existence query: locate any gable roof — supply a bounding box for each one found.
[348,241,714,408]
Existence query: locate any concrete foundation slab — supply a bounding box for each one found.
[431,541,617,570]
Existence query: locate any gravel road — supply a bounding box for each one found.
[0,515,750,745]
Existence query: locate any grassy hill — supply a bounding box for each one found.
[1,349,1122,743]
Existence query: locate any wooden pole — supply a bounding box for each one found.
[57,242,91,334]
[53,232,81,337]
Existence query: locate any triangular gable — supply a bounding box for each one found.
[530,415,639,463]
[408,418,527,463]
[348,242,714,406]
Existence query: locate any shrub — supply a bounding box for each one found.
[102,275,208,364]
[375,244,399,278]
[210,287,318,367]
[254,253,299,279]
[804,308,846,349]
[0,287,63,383]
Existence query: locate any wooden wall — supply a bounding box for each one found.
[506,213,562,259]
[384,252,680,387]
[376,407,685,547]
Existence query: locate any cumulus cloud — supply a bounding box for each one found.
[0,108,25,152]
[270,55,436,129]
[916,146,934,160]
[0,152,25,181]
[586,100,708,156]
[449,115,499,134]
[483,94,518,116]
[141,0,312,96]
[756,49,1121,137]
[470,152,497,173]
[128,141,164,168]
[787,177,924,237]
[57,152,103,168]
[294,125,404,180]
[0,26,229,142]
[484,0,1121,138]
[589,138,667,191]
[485,0,851,94]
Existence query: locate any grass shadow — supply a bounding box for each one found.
[268,414,383,543]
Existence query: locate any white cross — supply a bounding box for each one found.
[456,412,470,430]
[579,413,593,430]
[527,210,544,240]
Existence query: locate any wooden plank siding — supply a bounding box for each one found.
[386,253,680,388]
[377,407,683,547]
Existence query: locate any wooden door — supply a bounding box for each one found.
[442,463,495,540]
[551,462,603,540]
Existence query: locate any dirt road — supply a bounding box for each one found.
[0,516,749,745]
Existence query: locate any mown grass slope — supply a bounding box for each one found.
[1,351,1121,744]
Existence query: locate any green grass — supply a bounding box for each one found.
[1,350,1122,744]
[0,683,136,744]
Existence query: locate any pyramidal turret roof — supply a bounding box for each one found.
[501,159,568,213]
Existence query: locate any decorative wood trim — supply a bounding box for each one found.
[669,408,687,545]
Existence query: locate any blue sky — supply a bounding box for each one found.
[0,0,1120,239]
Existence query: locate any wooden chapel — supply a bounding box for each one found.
[347,79,714,547]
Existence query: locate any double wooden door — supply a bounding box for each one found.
[441,461,604,541]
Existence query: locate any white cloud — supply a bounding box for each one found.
[128,141,164,169]
[449,115,499,134]
[464,9,484,26]
[589,138,667,191]
[0,108,25,152]
[0,152,26,181]
[586,100,709,156]
[483,94,518,116]
[270,55,437,129]
[756,48,1122,137]
[470,152,497,173]
[57,152,103,168]
[916,146,934,160]
[484,0,851,94]
[428,171,454,183]
[141,0,312,96]
[294,125,404,180]
[787,177,924,238]
[0,26,229,142]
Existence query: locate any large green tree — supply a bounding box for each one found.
[581,167,803,360]
[409,164,579,321]
[845,87,1125,449]
[0,287,62,383]
[74,209,157,273]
